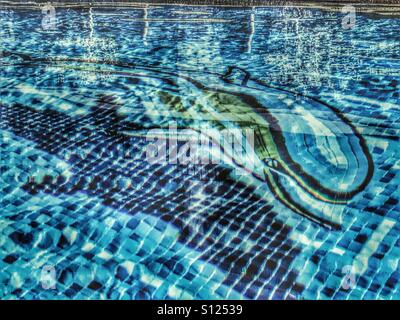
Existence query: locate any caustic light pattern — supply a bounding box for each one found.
[0,5,399,299]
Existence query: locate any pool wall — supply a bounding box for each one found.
[2,0,400,6]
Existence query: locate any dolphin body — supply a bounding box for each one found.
[121,66,374,230]
[0,51,374,231]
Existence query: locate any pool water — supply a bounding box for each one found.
[0,4,399,299]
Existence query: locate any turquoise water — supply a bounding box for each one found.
[0,5,399,299]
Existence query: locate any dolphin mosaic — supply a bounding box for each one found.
[0,50,374,231]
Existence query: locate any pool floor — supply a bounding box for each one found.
[0,4,399,299]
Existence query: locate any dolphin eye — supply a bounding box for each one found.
[265,158,279,168]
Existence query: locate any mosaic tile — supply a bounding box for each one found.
[0,4,399,300]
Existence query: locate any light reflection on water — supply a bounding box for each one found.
[0,5,399,299]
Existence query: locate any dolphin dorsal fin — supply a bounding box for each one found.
[221,66,250,86]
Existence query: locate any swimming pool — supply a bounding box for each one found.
[0,3,399,299]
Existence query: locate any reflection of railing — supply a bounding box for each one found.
[247,7,254,53]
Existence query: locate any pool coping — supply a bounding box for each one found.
[1,0,400,6]
[1,0,400,17]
